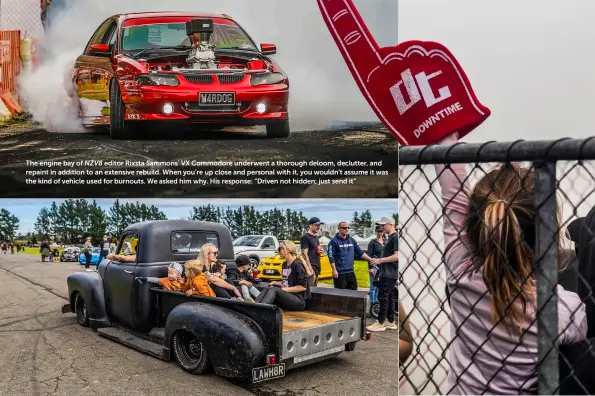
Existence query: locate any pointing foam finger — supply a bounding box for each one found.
[318,0,383,79]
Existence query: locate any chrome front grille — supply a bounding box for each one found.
[217,73,245,84]
[184,75,213,84]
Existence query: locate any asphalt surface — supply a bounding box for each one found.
[0,119,399,198]
[0,252,398,396]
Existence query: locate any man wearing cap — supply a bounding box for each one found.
[328,221,373,290]
[367,216,399,332]
[301,217,324,286]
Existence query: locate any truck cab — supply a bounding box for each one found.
[63,220,370,383]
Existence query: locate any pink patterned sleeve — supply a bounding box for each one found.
[434,133,473,280]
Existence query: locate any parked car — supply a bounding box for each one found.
[79,247,101,265]
[61,247,81,262]
[63,220,370,383]
[233,235,279,267]
[71,12,290,139]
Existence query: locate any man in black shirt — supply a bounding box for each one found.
[367,216,399,332]
[301,217,324,286]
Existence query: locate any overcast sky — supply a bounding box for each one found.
[399,0,595,142]
[0,199,398,234]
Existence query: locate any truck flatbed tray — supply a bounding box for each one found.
[282,311,352,333]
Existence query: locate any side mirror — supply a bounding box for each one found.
[260,43,276,55]
[89,43,111,55]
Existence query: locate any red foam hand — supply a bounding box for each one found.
[317,0,491,145]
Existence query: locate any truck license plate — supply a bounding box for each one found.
[199,92,235,105]
[252,363,285,383]
[264,269,275,275]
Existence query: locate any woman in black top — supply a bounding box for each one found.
[256,240,311,310]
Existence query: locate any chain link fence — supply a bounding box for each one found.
[0,0,44,41]
[398,138,595,395]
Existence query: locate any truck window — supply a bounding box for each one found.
[118,233,139,256]
[262,237,275,248]
[171,231,219,254]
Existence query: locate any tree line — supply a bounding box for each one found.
[0,200,397,244]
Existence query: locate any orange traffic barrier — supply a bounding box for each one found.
[0,30,22,115]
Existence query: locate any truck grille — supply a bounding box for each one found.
[184,75,213,84]
[217,73,245,84]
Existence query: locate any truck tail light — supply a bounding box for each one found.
[266,353,277,365]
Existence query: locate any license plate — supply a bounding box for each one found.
[199,92,235,105]
[252,363,285,383]
[264,269,275,275]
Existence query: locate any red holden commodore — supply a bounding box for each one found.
[72,12,290,139]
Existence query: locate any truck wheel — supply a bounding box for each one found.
[172,330,211,374]
[109,81,136,139]
[75,294,89,327]
[266,120,290,138]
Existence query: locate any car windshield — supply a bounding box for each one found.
[121,21,257,53]
[233,236,262,247]
[92,248,100,254]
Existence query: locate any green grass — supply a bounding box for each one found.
[319,260,371,288]
[21,247,65,255]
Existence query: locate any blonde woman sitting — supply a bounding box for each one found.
[256,240,311,311]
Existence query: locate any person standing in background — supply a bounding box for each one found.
[301,217,324,286]
[109,237,118,254]
[328,222,373,290]
[367,217,399,332]
[83,236,93,271]
[367,225,385,307]
[40,240,50,262]
[40,0,54,30]
[123,239,133,256]
[98,235,110,265]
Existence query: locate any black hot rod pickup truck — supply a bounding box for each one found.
[62,220,371,383]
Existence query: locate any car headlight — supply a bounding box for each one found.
[136,73,180,87]
[250,72,285,86]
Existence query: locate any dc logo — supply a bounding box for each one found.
[390,69,452,115]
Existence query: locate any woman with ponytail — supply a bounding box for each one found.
[256,240,311,311]
[436,133,586,394]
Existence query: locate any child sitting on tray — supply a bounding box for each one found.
[227,255,261,302]
[135,262,185,292]
[185,259,216,297]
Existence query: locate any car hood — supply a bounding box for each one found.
[261,254,282,263]
[233,247,257,254]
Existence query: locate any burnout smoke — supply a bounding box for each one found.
[20,0,384,133]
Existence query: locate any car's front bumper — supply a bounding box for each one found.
[122,83,289,124]
[257,266,282,280]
